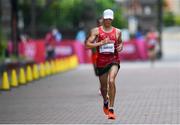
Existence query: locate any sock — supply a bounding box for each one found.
[104,99,108,104]
[104,100,108,107]
[109,107,114,112]
[109,107,114,109]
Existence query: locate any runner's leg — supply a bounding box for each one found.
[99,72,109,115]
[108,65,119,108]
[99,72,108,101]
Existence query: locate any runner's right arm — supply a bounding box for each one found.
[85,27,108,49]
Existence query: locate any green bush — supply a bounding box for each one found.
[163,11,175,26]
[0,28,7,60]
[174,15,180,26]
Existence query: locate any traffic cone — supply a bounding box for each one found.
[1,71,10,90]
[56,59,61,72]
[59,59,65,72]
[63,58,68,71]
[70,56,74,69]
[64,57,70,70]
[33,64,39,80]
[68,56,73,69]
[49,61,52,75]
[72,55,79,67]
[50,61,54,74]
[26,65,33,82]
[11,69,18,87]
[39,63,45,78]
[45,61,51,75]
[19,68,26,85]
[53,60,57,74]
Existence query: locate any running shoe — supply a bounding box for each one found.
[108,109,116,120]
[103,101,109,115]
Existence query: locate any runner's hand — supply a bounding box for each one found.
[116,43,123,52]
[101,37,110,45]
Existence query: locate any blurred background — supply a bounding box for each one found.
[0,0,180,72]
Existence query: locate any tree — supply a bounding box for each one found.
[39,0,85,29]
[19,0,127,37]
[95,0,127,28]
[163,11,175,26]
[0,27,7,60]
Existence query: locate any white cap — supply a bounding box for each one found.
[103,9,114,20]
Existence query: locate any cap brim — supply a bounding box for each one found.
[103,16,113,20]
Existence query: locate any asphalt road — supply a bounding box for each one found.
[0,61,180,124]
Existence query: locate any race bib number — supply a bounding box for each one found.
[99,43,114,53]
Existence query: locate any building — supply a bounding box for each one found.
[0,0,11,37]
[165,0,180,15]
[122,0,162,34]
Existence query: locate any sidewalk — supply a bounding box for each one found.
[162,26,180,62]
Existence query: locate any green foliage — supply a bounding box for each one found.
[0,27,7,59]
[58,0,85,28]
[38,0,86,29]
[19,0,127,33]
[112,7,128,29]
[164,12,180,26]
[38,0,127,30]
[163,11,175,26]
[95,0,127,29]
[174,15,180,26]
[95,0,114,16]
[36,0,46,6]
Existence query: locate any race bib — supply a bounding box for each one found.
[99,43,114,53]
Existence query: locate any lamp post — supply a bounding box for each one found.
[157,0,163,58]
[30,0,36,38]
[11,0,19,57]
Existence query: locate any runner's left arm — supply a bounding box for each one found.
[116,29,123,52]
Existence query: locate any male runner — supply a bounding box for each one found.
[85,9,123,120]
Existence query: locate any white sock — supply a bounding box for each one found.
[109,107,114,110]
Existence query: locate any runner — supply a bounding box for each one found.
[91,17,103,77]
[85,9,123,120]
[146,27,159,62]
